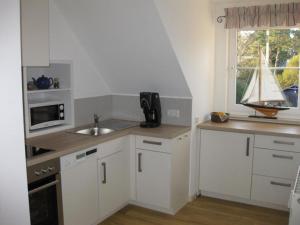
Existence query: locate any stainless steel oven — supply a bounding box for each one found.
[27,158,63,225]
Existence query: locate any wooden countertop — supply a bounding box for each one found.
[26,124,190,167]
[198,120,300,138]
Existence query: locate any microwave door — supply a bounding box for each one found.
[30,104,64,130]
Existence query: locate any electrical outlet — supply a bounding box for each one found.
[167,109,180,118]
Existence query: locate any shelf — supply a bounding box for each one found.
[27,88,71,94]
[23,61,74,138]
[28,98,63,105]
[28,124,74,138]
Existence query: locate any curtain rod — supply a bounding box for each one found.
[217,15,226,23]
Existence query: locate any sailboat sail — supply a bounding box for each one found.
[241,50,286,104]
[241,69,259,103]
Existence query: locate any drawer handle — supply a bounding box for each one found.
[272,154,294,160]
[273,140,295,146]
[246,137,250,157]
[270,181,291,188]
[143,140,162,146]
[138,153,142,173]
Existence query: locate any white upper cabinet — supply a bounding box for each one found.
[200,130,254,199]
[21,0,49,66]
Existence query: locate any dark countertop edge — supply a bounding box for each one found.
[26,124,191,167]
[197,120,300,138]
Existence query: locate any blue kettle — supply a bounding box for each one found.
[32,75,53,89]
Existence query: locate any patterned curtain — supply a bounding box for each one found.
[225,2,300,29]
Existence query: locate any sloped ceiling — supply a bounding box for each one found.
[54,0,191,97]
[49,0,111,99]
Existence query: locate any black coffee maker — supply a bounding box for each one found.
[140,92,161,128]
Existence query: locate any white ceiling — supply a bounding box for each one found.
[54,0,191,97]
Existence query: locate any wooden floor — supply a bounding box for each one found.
[100,197,289,225]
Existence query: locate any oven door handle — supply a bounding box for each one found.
[28,180,59,195]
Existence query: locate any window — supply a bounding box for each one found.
[228,28,300,117]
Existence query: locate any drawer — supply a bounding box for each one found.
[98,136,128,158]
[253,148,300,179]
[251,175,293,207]
[255,135,300,152]
[136,136,170,153]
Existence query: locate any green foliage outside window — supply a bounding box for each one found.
[277,55,299,89]
[236,29,300,106]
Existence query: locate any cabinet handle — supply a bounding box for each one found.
[270,181,291,188]
[272,154,294,160]
[246,137,250,157]
[273,140,295,146]
[138,153,142,172]
[102,162,107,184]
[143,140,162,146]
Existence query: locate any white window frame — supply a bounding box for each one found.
[227,27,300,120]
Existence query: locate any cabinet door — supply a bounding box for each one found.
[136,149,171,209]
[61,157,98,225]
[98,150,130,219]
[170,134,190,211]
[21,0,49,66]
[200,130,254,199]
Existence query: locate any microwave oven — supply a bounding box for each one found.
[29,101,65,130]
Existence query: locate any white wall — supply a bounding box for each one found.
[49,0,111,99]
[0,1,30,224]
[53,0,191,98]
[50,0,215,197]
[154,0,215,196]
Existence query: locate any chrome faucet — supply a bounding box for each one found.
[94,114,101,129]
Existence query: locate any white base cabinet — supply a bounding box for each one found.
[136,149,171,209]
[97,136,130,221]
[134,133,190,214]
[60,132,190,225]
[60,147,99,225]
[98,150,130,220]
[251,135,299,208]
[253,148,300,180]
[199,129,300,210]
[251,175,293,207]
[200,130,254,199]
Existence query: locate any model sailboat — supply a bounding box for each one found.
[241,49,289,118]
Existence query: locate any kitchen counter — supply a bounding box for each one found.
[198,119,300,138]
[26,123,190,167]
